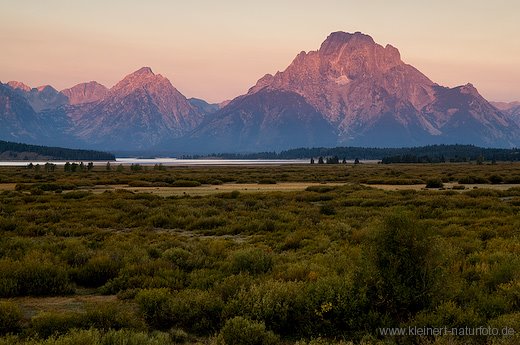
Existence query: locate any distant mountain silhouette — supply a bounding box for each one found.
[1,32,520,152]
[211,31,519,149]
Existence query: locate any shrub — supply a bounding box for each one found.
[83,302,145,331]
[489,174,504,184]
[29,312,84,338]
[168,289,224,334]
[136,288,175,330]
[128,180,153,187]
[305,186,335,193]
[73,254,121,287]
[214,274,254,302]
[217,317,278,345]
[217,190,240,199]
[0,302,23,335]
[136,288,223,334]
[168,328,190,343]
[171,180,201,187]
[319,204,336,215]
[368,212,433,319]
[101,259,186,294]
[62,191,91,199]
[459,175,489,184]
[425,178,443,188]
[29,304,143,339]
[230,249,273,275]
[0,216,17,232]
[162,248,195,271]
[229,190,240,199]
[0,256,73,297]
[149,214,173,228]
[229,280,309,336]
[257,179,277,185]
[0,328,174,345]
[412,301,482,330]
[100,329,173,345]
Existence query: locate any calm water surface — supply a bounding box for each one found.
[0,158,311,166]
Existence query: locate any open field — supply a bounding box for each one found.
[85,182,347,197]
[11,295,118,319]
[0,183,16,191]
[366,183,520,191]
[1,163,520,344]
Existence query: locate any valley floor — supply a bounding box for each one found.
[1,163,520,344]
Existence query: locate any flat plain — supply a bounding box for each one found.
[1,162,520,345]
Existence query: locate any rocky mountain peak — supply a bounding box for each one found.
[491,101,520,111]
[35,85,59,94]
[459,83,480,97]
[61,81,108,105]
[248,31,433,125]
[319,31,403,73]
[63,67,205,150]
[7,81,31,92]
[319,31,375,55]
[384,44,401,61]
[110,67,170,96]
[132,66,154,77]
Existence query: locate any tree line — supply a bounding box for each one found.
[190,144,520,162]
[0,140,115,161]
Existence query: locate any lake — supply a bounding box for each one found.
[0,158,311,166]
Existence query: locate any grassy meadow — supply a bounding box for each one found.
[1,162,520,344]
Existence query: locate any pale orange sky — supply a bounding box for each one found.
[1,0,519,103]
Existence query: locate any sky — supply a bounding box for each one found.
[1,0,519,103]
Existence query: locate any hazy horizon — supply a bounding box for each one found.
[1,0,519,103]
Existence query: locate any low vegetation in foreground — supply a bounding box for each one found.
[1,163,520,344]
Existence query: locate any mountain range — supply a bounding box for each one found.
[1,31,519,153]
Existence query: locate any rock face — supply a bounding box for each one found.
[510,106,520,125]
[421,84,518,147]
[68,67,203,150]
[0,83,43,143]
[235,31,519,148]
[492,101,520,126]
[491,101,520,111]
[61,81,108,105]
[250,32,436,128]
[181,89,336,152]
[7,82,69,112]
[188,98,220,116]
[3,68,205,150]
[7,81,31,93]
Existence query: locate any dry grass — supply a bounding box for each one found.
[83,182,346,196]
[5,295,117,319]
[0,183,16,191]
[366,183,520,191]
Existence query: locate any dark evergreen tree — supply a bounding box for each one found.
[44,163,56,172]
[0,140,114,161]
